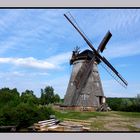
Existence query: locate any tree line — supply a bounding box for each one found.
[0,86,61,129]
[0,85,140,130]
[106,94,140,112]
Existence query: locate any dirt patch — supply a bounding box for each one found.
[134,121,140,128]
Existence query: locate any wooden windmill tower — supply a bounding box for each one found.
[63,13,128,111]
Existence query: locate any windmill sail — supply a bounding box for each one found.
[101,57,128,87]
[97,31,112,53]
[74,56,95,89]
[64,13,128,88]
[71,56,95,106]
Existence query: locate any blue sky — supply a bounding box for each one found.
[0,9,140,98]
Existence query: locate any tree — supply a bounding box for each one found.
[135,94,140,111]
[40,88,45,105]
[40,86,54,105]
[0,87,56,130]
[53,94,60,103]
[0,87,20,107]
[120,98,133,111]
[21,90,38,105]
[44,86,54,104]
[40,86,61,105]
[15,103,38,128]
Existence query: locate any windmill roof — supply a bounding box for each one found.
[70,49,100,65]
[78,49,94,60]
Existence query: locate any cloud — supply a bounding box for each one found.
[0,71,49,77]
[46,52,71,67]
[0,57,55,70]
[0,10,68,55]
[103,39,140,59]
[94,9,140,33]
[62,9,140,60]
[0,36,24,54]
[0,51,71,70]
[114,9,140,31]
[0,9,139,98]
[0,10,22,31]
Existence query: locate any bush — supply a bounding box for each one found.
[0,106,18,126]
[15,103,55,128]
[0,87,57,130]
[106,97,140,112]
[37,106,55,121]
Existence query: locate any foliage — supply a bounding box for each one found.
[0,85,140,131]
[15,103,38,128]
[21,90,38,105]
[0,106,18,126]
[15,103,55,128]
[106,95,140,112]
[0,86,58,130]
[0,88,20,108]
[40,86,60,105]
[55,110,109,121]
[53,94,61,103]
[0,103,55,129]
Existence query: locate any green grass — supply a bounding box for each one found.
[54,110,140,131]
[55,110,110,121]
[54,110,140,121]
[113,111,140,118]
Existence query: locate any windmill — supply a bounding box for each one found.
[63,13,128,111]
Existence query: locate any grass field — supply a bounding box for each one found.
[54,110,140,131]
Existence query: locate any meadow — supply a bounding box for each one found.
[55,110,140,131]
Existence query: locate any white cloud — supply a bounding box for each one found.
[0,10,67,54]
[0,57,55,70]
[0,9,139,98]
[0,71,49,78]
[46,52,71,67]
[0,51,71,70]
